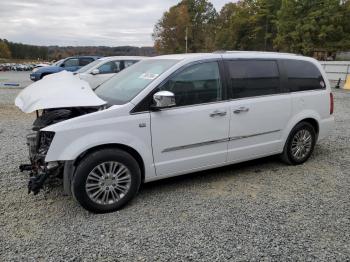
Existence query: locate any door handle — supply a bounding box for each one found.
[210,110,227,117]
[233,107,249,114]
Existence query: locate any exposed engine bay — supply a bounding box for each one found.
[20,107,102,195]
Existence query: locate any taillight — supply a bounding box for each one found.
[330,92,334,115]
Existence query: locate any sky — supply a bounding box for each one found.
[0,0,230,47]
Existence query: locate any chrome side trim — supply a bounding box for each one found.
[229,129,281,141]
[162,129,281,153]
[162,138,229,153]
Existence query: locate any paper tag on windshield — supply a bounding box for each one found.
[139,72,159,80]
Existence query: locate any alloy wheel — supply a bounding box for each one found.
[85,161,132,205]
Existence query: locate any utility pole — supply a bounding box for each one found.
[185,26,188,53]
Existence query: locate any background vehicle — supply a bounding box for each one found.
[16,52,334,213]
[76,56,145,89]
[30,56,100,81]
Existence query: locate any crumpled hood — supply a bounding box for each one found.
[15,71,106,113]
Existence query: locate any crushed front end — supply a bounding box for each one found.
[19,107,100,195]
[19,108,98,195]
[20,129,62,194]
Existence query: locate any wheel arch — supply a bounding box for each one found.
[298,118,319,136]
[282,111,321,150]
[73,143,145,184]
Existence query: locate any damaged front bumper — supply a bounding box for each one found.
[20,131,63,195]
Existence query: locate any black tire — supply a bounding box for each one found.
[281,122,316,165]
[72,148,141,213]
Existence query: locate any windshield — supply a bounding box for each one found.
[76,59,101,73]
[95,59,178,105]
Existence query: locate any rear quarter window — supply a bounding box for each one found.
[284,60,325,92]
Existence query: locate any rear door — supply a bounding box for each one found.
[150,61,230,176]
[282,59,330,122]
[225,59,292,163]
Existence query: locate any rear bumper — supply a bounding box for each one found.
[318,116,334,141]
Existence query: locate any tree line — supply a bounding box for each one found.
[0,39,156,61]
[153,0,350,57]
[0,39,49,60]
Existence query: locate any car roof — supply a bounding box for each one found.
[151,51,315,63]
[65,56,101,59]
[97,56,146,61]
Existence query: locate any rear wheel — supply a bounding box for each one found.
[281,122,316,165]
[72,148,141,213]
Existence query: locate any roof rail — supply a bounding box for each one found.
[213,50,298,56]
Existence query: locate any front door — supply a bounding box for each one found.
[224,59,292,163]
[150,61,230,176]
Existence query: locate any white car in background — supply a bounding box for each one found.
[76,56,145,89]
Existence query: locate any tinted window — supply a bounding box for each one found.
[284,60,325,91]
[160,62,222,107]
[79,57,94,66]
[76,59,100,73]
[226,60,280,99]
[63,58,79,67]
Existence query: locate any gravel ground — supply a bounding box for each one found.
[0,72,32,88]
[1,86,350,261]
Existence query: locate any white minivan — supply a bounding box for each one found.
[16,52,334,213]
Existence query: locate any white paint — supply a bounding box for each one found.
[14,71,106,113]
[26,52,333,184]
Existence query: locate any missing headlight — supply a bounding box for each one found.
[38,131,55,155]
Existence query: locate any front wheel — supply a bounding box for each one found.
[72,148,141,213]
[281,122,316,165]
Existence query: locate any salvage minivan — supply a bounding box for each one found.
[15,52,334,213]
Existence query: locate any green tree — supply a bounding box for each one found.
[254,0,281,50]
[215,0,281,51]
[153,0,217,54]
[0,40,11,58]
[274,0,350,55]
[215,1,257,50]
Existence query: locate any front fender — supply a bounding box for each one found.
[45,129,150,162]
[43,109,155,178]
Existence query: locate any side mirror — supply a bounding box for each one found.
[91,69,100,75]
[151,91,176,110]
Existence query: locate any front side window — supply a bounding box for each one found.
[226,60,280,99]
[284,60,325,91]
[160,61,222,107]
[95,59,178,105]
[63,58,79,67]
[98,61,121,74]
